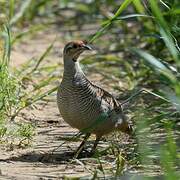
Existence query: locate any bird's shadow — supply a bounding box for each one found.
[4,150,93,164]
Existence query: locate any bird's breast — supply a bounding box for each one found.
[57,79,100,130]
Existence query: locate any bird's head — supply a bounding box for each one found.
[63,40,92,62]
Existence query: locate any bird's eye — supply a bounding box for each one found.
[65,44,78,53]
[66,46,73,52]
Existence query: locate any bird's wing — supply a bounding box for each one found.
[88,79,123,113]
[81,77,127,130]
[96,86,123,111]
[92,83,128,128]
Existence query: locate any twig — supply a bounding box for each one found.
[120,88,175,106]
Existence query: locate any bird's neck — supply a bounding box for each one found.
[63,57,84,79]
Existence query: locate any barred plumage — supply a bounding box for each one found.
[57,41,132,156]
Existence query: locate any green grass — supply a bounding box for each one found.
[0,25,57,147]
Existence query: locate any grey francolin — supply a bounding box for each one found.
[57,40,132,157]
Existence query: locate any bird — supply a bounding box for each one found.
[57,40,132,158]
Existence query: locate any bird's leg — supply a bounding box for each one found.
[90,136,101,155]
[74,133,91,159]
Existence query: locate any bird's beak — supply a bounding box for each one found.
[82,44,92,50]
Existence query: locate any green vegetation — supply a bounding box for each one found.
[0,25,57,146]
[0,0,179,179]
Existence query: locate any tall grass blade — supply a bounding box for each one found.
[2,25,11,66]
[116,14,154,20]
[9,0,15,20]
[89,0,134,42]
[10,0,32,26]
[112,0,133,20]
[133,0,145,13]
[149,0,179,63]
[132,48,176,82]
[30,42,54,73]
